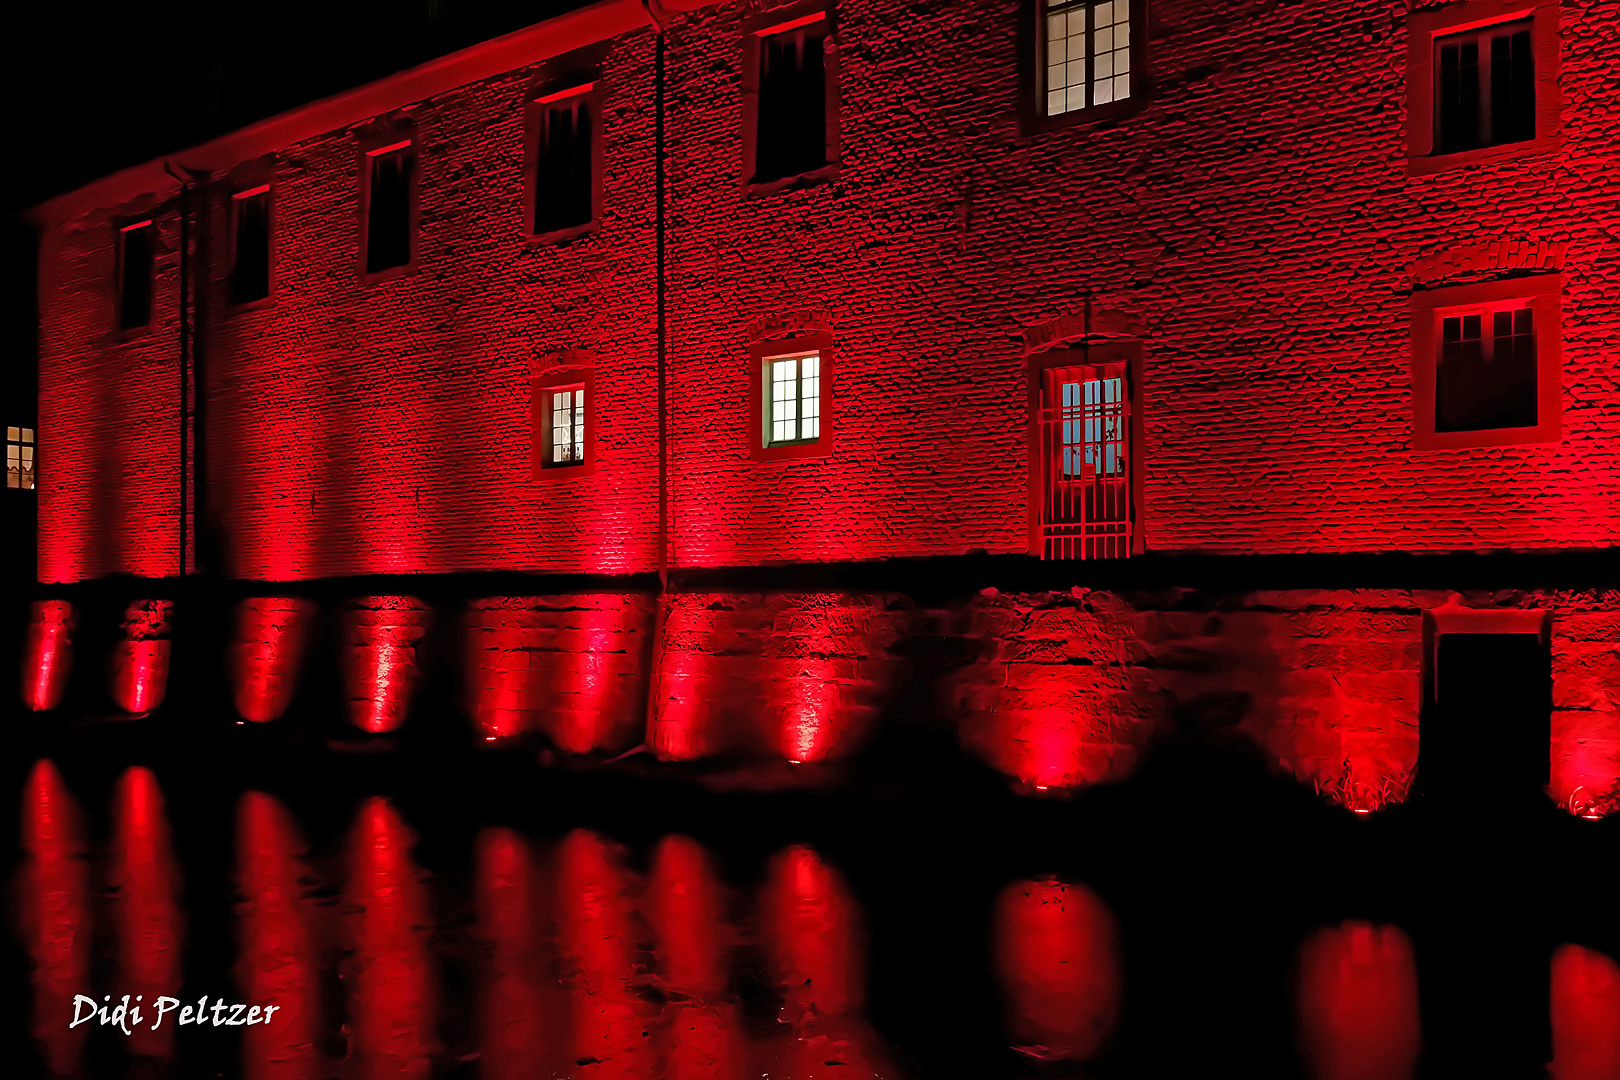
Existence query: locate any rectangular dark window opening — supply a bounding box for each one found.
[534,91,594,236]
[1435,20,1534,153]
[1436,307,1537,433]
[1422,632,1551,803]
[118,220,153,330]
[231,186,272,304]
[365,144,414,274]
[754,17,829,184]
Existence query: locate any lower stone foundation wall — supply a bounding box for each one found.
[17,585,1620,817]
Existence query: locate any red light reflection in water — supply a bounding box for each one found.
[22,600,73,712]
[231,598,315,723]
[1294,921,1420,1080]
[236,792,320,1080]
[991,877,1122,1063]
[19,760,90,1077]
[1551,945,1620,1080]
[109,600,174,716]
[111,767,184,1062]
[341,597,430,734]
[555,830,653,1078]
[758,846,893,1078]
[474,828,550,1080]
[344,798,435,1080]
[647,835,746,1080]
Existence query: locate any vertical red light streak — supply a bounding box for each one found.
[542,596,651,755]
[647,835,746,1080]
[991,877,1122,1063]
[236,792,320,1080]
[109,600,174,716]
[760,845,861,1022]
[757,845,891,1078]
[463,599,540,740]
[649,644,719,761]
[110,767,184,1062]
[554,829,652,1078]
[344,798,435,1080]
[1294,921,1421,1080]
[340,597,430,734]
[22,600,74,712]
[19,760,91,1077]
[474,828,549,1080]
[1551,945,1620,1080]
[231,597,315,723]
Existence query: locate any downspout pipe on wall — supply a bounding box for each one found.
[162,162,191,579]
[643,0,672,752]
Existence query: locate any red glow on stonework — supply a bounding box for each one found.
[1551,715,1620,820]
[1294,921,1421,1080]
[650,643,716,761]
[647,835,746,1080]
[344,798,435,1080]
[22,600,73,712]
[769,603,867,765]
[110,767,184,1062]
[1551,945,1620,1080]
[231,597,315,723]
[540,596,650,755]
[991,877,1122,1064]
[475,829,550,1080]
[555,829,652,1078]
[236,792,320,1080]
[464,600,539,739]
[341,597,430,733]
[20,760,91,1078]
[110,600,174,716]
[966,701,1138,794]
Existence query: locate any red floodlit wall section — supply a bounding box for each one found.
[230,597,316,724]
[463,593,654,749]
[340,596,431,734]
[650,592,901,765]
[110,600,174,716]
[33,0,1620,582]
[15,587,1620,817]
[22,600,74,711]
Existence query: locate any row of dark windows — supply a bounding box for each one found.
[111,3,1542,330]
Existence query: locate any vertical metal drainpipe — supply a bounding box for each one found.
[646,6,672,753]
[164,162,190,578]
[655,23,670,587]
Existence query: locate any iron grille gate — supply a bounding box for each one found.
[1038,361,1131,559]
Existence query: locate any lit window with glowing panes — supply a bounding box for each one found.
[1042,0,1132,115]
[767,352,821,445]
[549,388,585,465]
[1060,376,1124,477]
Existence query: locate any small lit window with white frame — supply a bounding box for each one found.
[765,351,821,445]
[7,426,35,490]
[545,385,587,467]
[1040,0,1135,116]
